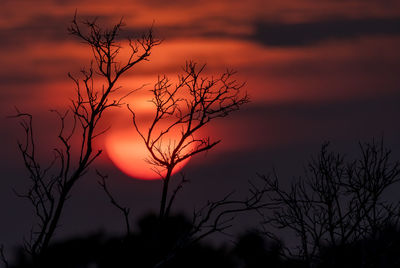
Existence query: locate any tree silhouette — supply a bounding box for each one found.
[260,140,400,266]
[11,14,160,262]
[123,62,267,266]
[128,61,249,220]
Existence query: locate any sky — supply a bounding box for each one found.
[1,0,400,252]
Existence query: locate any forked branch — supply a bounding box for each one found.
[97,171,131,236]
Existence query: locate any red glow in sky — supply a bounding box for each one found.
[1,0,400,178]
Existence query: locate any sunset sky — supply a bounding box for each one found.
[1,0,400,249]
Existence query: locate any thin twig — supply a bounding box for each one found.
[0,245,9,268]
[97,170,131,237]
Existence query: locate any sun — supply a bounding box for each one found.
[105,128,191,180]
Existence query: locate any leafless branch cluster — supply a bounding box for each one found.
[12,15,159,260]
[129,61,249,219]
[259,141,400,264]
[189,181,269,244]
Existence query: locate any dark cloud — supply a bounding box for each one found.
[0,15,71,49]
[252,17,400,47]
[123,16,400,47]
[240,91,400,149]
[140,0,204,7]
[0,73,45,86]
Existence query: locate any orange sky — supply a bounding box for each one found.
[1,0,400,166]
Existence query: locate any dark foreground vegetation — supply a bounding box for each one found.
[9,212,400,268]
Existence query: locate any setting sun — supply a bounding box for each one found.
[105,129,192,180]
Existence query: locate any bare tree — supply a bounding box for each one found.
[129,61,249,220]
[13,14,160,260]
[259,141,400,265]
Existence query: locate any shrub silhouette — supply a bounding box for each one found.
[232,231,283,268]
[260,140,400,266]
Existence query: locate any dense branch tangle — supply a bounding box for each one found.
[129,61,248,219]
[14,15,160,259]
